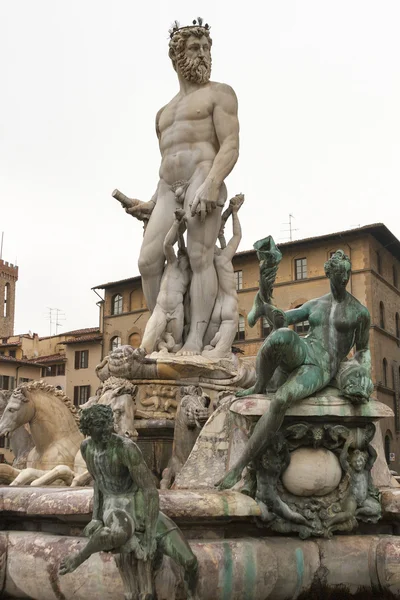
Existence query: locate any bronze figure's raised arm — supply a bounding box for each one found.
[218,246,374,490]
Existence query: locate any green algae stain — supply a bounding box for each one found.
[295,547,305,597]
[222,495,230,517]
[243,542,256,599]
[220,542,233,600]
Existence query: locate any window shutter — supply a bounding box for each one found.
[73,386,79,406]
[74,351,80,370]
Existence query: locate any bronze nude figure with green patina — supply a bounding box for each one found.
[218,244,373,490]
[59,405,198,600]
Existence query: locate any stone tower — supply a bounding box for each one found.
[0,260,18,338]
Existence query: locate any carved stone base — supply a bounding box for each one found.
[175,387,395,537]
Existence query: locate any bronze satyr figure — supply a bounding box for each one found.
[59,405,198,600]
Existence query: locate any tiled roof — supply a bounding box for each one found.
[62,334,103,345]
[0,356,44,368]
[0,342,22,348]
[233,223,400,260]
[92,275,141,290]
[39,327,99,340]
[28,354,66,364]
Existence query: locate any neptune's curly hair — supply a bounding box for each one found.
[79,404,113,436]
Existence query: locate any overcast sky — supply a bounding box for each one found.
[1,1,399,336]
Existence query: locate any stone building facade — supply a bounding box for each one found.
[0,328,102,402]
[0,260,18,338]
[94,223,400,472]
[0,328,102,461]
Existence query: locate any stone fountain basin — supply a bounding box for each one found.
[1,486,400,599]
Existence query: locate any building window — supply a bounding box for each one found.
[42,365,55,377]
[396,313,400,339]
[262,317,271,338]
[57,363,65,376]
[379,301,385,329]
[293,304,310,335]
[41,364,65,377]
[73,385,91,406]
[295,320,310,335]
[0,376,15,390]
[295,258,307,280]
[9,350,16,358]
[234,315,245,341]
[234,271,243,291]
[74,350,89,370]
[393,266,398,288]
[112,293,123,315]
[0,435,10,450]
[376,251,382,275]
[382,358,388,387]
[18,377,32,384]
[110,336,122,351]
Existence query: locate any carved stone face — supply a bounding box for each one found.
[351,451,367,472]
[181,390,209,429]
[176,34,212,84]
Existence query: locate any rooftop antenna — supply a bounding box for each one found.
[280,214,298,242]
[45,307,55,336]
[54,308,66,335]
[45,307,66,336]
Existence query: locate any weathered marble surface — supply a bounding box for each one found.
[230,390,394,420]
[97,347,256,387]
[3,532,400,599]
[281,447,342,496]
[2,485,400,522]
[0,487,260,520]
[175,391,395,490]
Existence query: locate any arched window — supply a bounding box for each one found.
[393,265,398,288]
[396,313,400,340]
[382,358,388,387]
[379,302,385,329]
[235,315,245,341]
[262,317,271,338]
[130,289,144,311]
[384,433,391,465]
[294,304,310,335]
[111,294,123,315]
[129,333,141,348]
[110,336,121,351]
